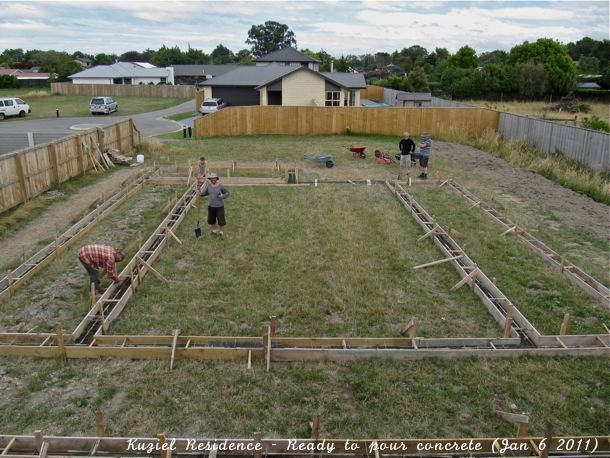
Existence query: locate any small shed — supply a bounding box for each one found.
[395,92,433,107]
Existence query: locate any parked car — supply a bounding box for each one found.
[199,97,227,115]
[0,97,31,120]
[90,96,118,115]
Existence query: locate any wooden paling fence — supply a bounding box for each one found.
[51,82,196,99]
[0,119,141,212]
[193,106,500,138]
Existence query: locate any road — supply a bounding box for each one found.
[0,99,198,155]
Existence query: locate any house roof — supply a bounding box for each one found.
[577,82,601,89]
[396,92,433,101]
[320,72,367,89]
[68,62,169,79]
[200,63,366,90]
[172,64,239,77]
[202,63,299,87]
[0,68,50,79]
[256,47,320,64]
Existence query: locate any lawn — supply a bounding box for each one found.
[0,88,190,119]
[0,135,608,439]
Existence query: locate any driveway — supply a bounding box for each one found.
[0,99,198,155]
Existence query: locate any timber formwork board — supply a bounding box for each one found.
[0,168,156,302]
[70,179,200,344]
[0,179,608,361]
[0,434,608,457]
[388,181,541,346]
[446,179,609,302]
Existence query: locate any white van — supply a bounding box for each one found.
[0,97,31,120]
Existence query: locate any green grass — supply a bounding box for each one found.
[0,135,608,439]
[0,88,190,119]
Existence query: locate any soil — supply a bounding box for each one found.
[0,167,143,271]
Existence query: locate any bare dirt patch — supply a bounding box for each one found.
[0,167,143,271]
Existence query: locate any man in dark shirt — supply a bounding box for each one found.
[398,132,416,167]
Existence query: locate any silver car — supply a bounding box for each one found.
[199,97,226,115]
[90,96,118,115]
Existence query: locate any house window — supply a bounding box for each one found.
[325,91,340,106]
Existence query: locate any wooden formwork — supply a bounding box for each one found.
[0,178,608,363]
[446,180,609,302]
[0,432,608,457]
[0,168,155,302]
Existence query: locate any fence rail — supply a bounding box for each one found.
[0,119,141,212]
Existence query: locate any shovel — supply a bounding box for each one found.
[194,195,202,238]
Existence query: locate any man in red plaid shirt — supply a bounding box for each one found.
[77,244,126,293]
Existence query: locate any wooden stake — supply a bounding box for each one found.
[501,225,517,236]
[89,283,96,309]
[559,313,570,335]
[270,315,277,337]
[417,224,440,242]
[56,329,66,359]
[310,414,320,440]
[166,228,182,245]
[540,421,554,458]
[503,305,514,338]
[157,433,168,458]
[170,329,179,370]
[247,350,252,369]
[136,256,170,284]
[450,267,479,291]
[413,255,462,270]
[94,411,105,437]
[99,302,108,333]
[266,325,271,372]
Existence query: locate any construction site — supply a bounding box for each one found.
[0,132,608,457]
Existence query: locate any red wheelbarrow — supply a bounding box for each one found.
[348,146,367,159]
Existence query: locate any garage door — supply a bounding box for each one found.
[212,87,260,107]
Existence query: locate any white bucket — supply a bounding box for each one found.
[136,154,144,163]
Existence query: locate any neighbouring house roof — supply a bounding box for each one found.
[68,62,169,79]
[396,92,433,101]
[173,64,240,78]
[202,63,299,87]
[200,63,366,90]
[0,68,50,80]
[319,72,367,89]
[256,47,320,64]
[577,82,601,89]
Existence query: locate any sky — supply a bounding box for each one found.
[0,0,608,58]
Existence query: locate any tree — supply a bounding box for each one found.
[93,53,115,65]
[150,45,183,66]
[245,20,296,57]
[577,55,600,74]
[235,49,254,65]
[406,66,430,92]
[210,44,234,64]
[27,50,81,81]
[0,48,25,67]
[119,50,151,62]
[449,45,478,69]
[479,50,508,66]
[508,38,577,96]
[184,46,210,65]
[515,62,548,98]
